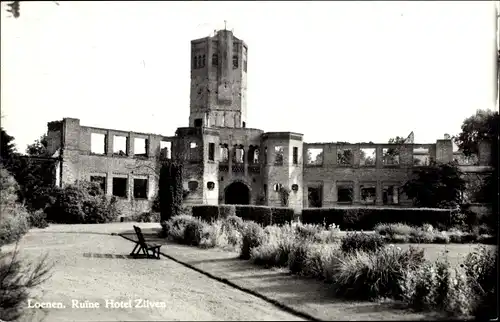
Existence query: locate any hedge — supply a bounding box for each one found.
[301,207,456,230]
[190,205,294,226]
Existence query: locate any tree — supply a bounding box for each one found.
[401,161,466,209]
[159,161,184,222]
[454,109,499,157]
[26,134,49,157]
[0,127,17,168]
[4,1,59,19]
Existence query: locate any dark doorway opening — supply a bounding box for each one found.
[225,181,250,205]
[194,119,203,127]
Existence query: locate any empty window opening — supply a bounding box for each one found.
[194,119,202,127]
[264,146,268,164]
[193,56,198,69]
[360,184,376,204]
[337,183,354,204]
[212,54,218,66]
[248,146,259,164]
[91,133,106,155]
[306,148,323,166]
[188,181,199,192]
[233,145,244,164]
[221,176,224,181]
[134,138,148,157]
[112,177,127,198]
[160,141,171,160]
[293,147,299,165]
[133,178,148,199]
[291,184,299,192]
[220,144,229,162]
[274,146,284,165]
[252,178,256,183]
[337,148,353,165]
[383,185,399,205]
[90,176,106,194]
[360,148,376,166]
[308,186,322,208]
[207,181,215,190]
[383,148,400,166]
[190,142,198,149]
[263,184,268,200]
[202,55,206,67]
[113,135,128,156]
[273,183,283,192]
[242,121,246,128]
[413,147,430,166]
[208,143,215,161]
[233,55,238,69]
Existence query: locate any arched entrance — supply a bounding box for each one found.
[224,181,250,205]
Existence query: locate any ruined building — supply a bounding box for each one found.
[45,29,494,217]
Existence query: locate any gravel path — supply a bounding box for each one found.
[4,224,305,321]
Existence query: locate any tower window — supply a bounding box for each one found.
[202,55,206,68]
[232,55,238,69]
[194,119,202,127]
[212,54,218,66]
[193,56,198,69]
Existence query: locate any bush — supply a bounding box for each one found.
[250,225,296,268]
[340,233,386,254]
[0,205,30,247]
[219,205,236,219]
[133,211,160,223]
[301,243,342,280]
[162,214,198,242]
[28,209,48,229]
[44,181,120,224]
[223,215,245,233]
[192,205,220,222]
[334,245,426,300]
[235,205,272,226]
[270,207,294,225]
[408,229,435,243]
[302,207,455,230]
[0,247,53,321]
[432,232,450,244]
[240,221,266,260]
[375,223,415,237]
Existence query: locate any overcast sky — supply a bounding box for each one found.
[1,1,498,153]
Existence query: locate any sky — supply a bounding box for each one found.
[1,1,498,154]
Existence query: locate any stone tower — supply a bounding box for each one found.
[189,28,248,129]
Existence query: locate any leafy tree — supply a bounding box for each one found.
[0,127,17,168]
[26,134,49,157]
[454,109,499,157]
[159,161,184,222]
[402,161,466,208]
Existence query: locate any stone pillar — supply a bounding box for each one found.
[127,132,134,157]
[228,146,233,177]
[106,131,113,156]
[353,180,360,204]
[435,139,453,163]
[375,146,383,168]
[376,181,383,206]
[478,141,492,166]
[244,146,249,176]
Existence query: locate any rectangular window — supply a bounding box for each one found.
[133,178,148,199]
[274,146,284,165]
[413,146,430,166]
[112,177,127,198]
[360,148,376,166]
[113,135,128,156]
[208,143,215,161]
[337,182,353,204]
[134,138,148,157]
[90,176,106,194]
[308,186,323,208]
[360,183,376,205]
[160,141,171,160]
[220,145,229,162]
[383,184,399,205]
[293,147,298,165]
[383,148,400,166]
[91,133,106,155]
[337,148,353,166]
[306,148,323,166]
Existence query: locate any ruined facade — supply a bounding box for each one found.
[45,29,494,217]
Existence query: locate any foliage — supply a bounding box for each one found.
[334,245,426,300]
[192,205,220,222]
[219,205,236,219]
[27,209,49,229]
[454,109,499,157]
[340,233,385,254]
[0,127,16,168]
[0,246,53,321]
[0,167,29,246]
[279,186,290,207]
[235,205,272,226]
[240,221,266,260]
[270,207,294,225]
[301,207,454,231]
[25,134,49,157]
[159,161,184,222]
[132,212,160,223]
[44,181,120,224]
[401,162,466,208]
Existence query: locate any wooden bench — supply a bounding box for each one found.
[130,225,162,259]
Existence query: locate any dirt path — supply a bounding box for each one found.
[4,224,305,321]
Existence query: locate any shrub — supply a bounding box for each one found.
[375,223,415,237]
[183,219,206,246]
[0,247,53,321]
[223,215,245,233]
[408,229,435,243]
[250,224,296,267]
[334,245,426,300]
[133,211,160,223]
[340,233,385,254]
[270,207,294,225]
[432,232,450,244]
[0,205,30,247]
[162,214,198,242]
[235,205,272,226]
[295,223,323,241]
[302,207,455,230]
[159,161,183,222]
[28,209,48,229]
[390,234,410,243]
[240,221,266,260]
[192,205,220,222]
[301,243,342,280]
[44,182,120,224]
[288,241,309,274]
[219,205,236,219]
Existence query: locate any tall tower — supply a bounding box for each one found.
[189,28,248,129]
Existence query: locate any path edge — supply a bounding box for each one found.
[115,233,322,322]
